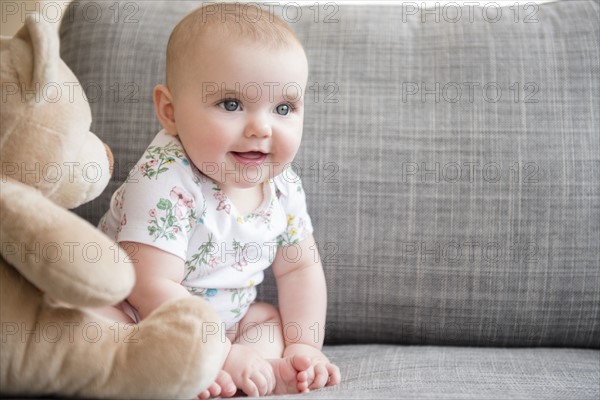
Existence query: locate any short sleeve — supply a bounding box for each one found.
[104,133,201,260]
[274,167,314,246]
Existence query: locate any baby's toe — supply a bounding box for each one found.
[297,369,309,382]
[291,354,312,373]
[198,382,218,400]
[209,384,222,398]
[297,379,310,393]
[309,363,329,389]
[220,383,237,397]
[326,363,342,386]
[269,356,313,394]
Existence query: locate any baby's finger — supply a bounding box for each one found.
[241,377,259,397]
[216,370,237,397]
[251,370,271,396]
[326,363,341,386]
[309,363,329,390]
[263,365,276,394]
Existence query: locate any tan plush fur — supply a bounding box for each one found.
[0,15,225,398]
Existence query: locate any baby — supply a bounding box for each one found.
[98,3,340,398]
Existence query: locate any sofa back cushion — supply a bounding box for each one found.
[60,1,599,347]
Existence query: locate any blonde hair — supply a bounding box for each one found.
[166,2,304,89]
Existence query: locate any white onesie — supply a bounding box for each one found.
[99,129,313,328]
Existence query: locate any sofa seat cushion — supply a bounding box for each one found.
[283,345,599,399]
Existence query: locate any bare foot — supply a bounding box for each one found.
[197,370,237,399]
[297,361,342,391]
[268,355,312,394]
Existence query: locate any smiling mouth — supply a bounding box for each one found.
[231,151,268,165]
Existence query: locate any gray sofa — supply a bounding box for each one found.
[59,1,599,399]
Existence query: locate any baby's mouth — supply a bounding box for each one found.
[232,151,266,159]
[231,151,268,165]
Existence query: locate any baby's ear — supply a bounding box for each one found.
[153,84,177,136]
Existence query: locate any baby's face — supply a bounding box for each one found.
[168,34,309,190]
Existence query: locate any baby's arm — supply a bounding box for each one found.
[122,241,245,398]
[272,235,341,390]
[120,241,191,319]
[273,235,326,348]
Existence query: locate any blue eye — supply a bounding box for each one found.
[275,104,291,116]
[220,100,240,111]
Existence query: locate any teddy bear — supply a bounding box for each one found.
[0,15,225,399]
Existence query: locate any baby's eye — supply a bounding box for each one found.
[219,100,240,112]
[275,103,292,116]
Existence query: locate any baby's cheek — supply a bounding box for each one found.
[279,137,303,163]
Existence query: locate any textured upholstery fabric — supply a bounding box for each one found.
[59,1,599,349]
[280,345,600,399]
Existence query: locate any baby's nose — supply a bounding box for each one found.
[245,116,272,138]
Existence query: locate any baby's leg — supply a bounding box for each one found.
[231,302,312,394]
[229,302,284,358]
[90,303,134,323]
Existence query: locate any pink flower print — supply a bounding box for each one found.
[117,213,127,233]
[208,257,218,268]
[213,191,232,214]
[99,218,108,234]
[170,186,195,221]
[147,208,157,224]
[214,191,226,202]
[170,187,195,209]
[114,187,124,210]
[148,191,197,241]
[216,201,231,214]
[262,209,272,222]
[231,258,248,272]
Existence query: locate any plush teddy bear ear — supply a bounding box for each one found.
[13,14,59,102]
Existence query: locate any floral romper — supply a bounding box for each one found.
[99,129,313,329]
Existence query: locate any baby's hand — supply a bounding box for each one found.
[283,343,341,392]
[223,344,275,396]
